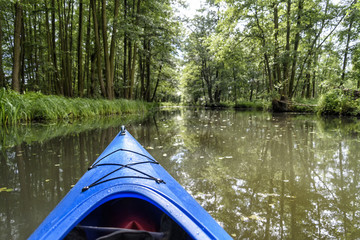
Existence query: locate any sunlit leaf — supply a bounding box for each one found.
[248,214,265,221]
[0,187,14,193]
[258,193,280,198]
[240,216,249,222]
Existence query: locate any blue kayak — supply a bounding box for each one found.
[29,126,232,240]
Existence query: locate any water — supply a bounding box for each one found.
[1,108,360,239]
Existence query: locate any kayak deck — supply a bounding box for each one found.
[29,127,232,240]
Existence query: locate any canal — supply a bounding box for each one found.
[1,108,360,239]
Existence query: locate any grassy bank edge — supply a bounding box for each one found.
[0,89,157,126]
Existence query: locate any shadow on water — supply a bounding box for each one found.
[2,108,360,239]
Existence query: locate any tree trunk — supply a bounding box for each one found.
[44,0,52,93]
[20,15,25,93]
[77,0,84,97]
[151,64,162,102]
[57,0,73,97]
[85,5,91,97]
[273,1,281,87]
[123,0,128,98]
[233,67,237,101]
[145,39,151,101]
[68,0,74,96]
[109,0,120,98]
[90,53,96,96]
[289,0,303,98]
[102,0,112,99]
[202,60,213,104]
[91,0,106,97]
[129,43,137,99]
[33,5,40,89]
[127,41,132,98]
[264,53,272,92]
[0,12,5,88]
[51,0,62,94]
[341,16,354,85]
[12,1,22,92]
[57,0,66,95]
[283,0,291,96]
[255,9,272,92]
[139,53,145,99]
[129,0,141,99]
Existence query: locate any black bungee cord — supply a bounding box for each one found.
[82,126,165,192]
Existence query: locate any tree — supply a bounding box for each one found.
[77,0,84,97]
[91,0,106,97]
[0,6,5,88]
[12,0,22,92]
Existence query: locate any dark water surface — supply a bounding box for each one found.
[1,108,360,239]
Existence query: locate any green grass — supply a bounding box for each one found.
[0,88,156,125]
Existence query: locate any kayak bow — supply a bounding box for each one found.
[29,126,232,240]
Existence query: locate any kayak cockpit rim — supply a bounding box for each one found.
[59,189,213,240]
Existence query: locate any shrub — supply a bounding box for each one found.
[317,89,360,116]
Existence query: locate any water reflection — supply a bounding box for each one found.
[1,109,360,239]
[132,110,360,239]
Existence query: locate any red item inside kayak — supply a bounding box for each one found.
[110,199,158,232]
[81,197,161,232]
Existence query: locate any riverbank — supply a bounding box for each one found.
[0,89,156,125]
[169,89,360,117]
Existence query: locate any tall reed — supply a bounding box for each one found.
[0,88,155,125]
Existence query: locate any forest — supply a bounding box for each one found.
[1,0,360,109]
[0,0,181,102]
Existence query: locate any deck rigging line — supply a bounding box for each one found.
[82,148,166,192]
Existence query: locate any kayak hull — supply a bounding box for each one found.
[29,130,232,240]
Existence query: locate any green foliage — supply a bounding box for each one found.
[0,88,155,125]
[317,89,360,116]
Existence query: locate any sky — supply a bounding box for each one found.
[177,0,203,19]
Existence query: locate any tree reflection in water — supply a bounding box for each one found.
[1,109,360,239]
